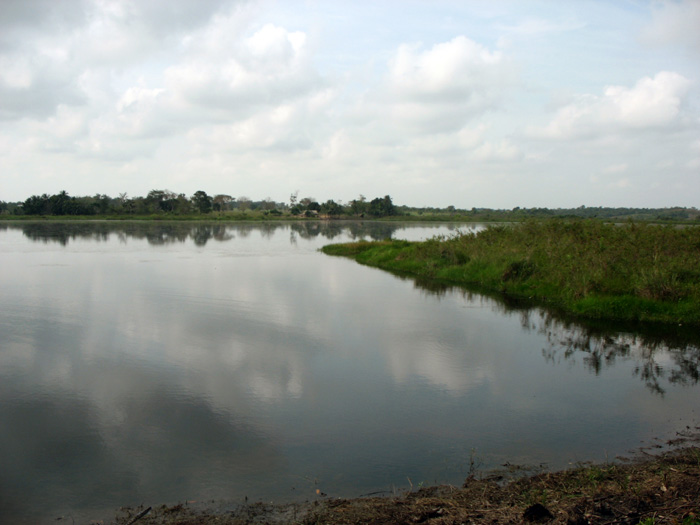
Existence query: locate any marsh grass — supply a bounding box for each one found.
[322,220,700,325]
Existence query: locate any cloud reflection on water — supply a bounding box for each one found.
[1,221,699,523]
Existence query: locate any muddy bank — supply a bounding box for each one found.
[111,431,700,525]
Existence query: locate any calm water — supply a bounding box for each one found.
[1,221,698,523]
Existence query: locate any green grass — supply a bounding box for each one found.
[321,220,700,326]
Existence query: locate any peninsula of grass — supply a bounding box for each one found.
[322,219,700,326]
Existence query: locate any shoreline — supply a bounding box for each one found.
[110,432,700,524]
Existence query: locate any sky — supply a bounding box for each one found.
[1,0,699,209]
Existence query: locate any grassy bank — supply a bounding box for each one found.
[322,220,700,326]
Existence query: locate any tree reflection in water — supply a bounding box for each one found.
[529,312,700,395]
[11,220,416,246]
[406,276,700,395]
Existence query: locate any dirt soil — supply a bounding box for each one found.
[111,432,700,525]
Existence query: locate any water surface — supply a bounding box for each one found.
[0,221,698,523]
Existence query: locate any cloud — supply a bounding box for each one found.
[0,42,86,120]
[687,139,700,169]
[72,0,238,65]
[0,1,698,207]
[164,21,322,119]
[471,139,522,162]
[0,0,88,37]
[6,7,330,160]
[604,72,692,127]
[530,71,692,139]
[376,36,515,134]
[601,163,628,174]
[643,0,700,53]
[0,0,238,121]
[188,104,311,153]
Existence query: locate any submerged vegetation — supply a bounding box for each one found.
[322,220,700,326]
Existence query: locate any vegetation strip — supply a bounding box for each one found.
[321,220,700,326]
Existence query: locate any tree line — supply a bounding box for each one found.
[0,189,697,221]
[1,190,397,218]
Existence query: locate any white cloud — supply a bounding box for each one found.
[457,125,486,149]
[530,71,692,139]
[389,37,503,98]
[163,21,323,121]
[349,36,515,143]
[193,104,310,151]
[471,139,521,162]
[116,85,165,113]
[0,45,86,120]
[0,1,699,207]
[380,36,515,133]
[602,163,628,174]
[0,0,237,122]
[643,0,700,53]
[604,72,692,127]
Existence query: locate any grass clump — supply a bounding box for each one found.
[321,219,700,326]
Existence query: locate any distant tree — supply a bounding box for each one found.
[127,196,144,214]
[22,194,51,215]
[2,201,20,214]
[237,196,251,211]
[383,195,395,216]
[167,191,184,213]
[49,190,71,215]
[145,189,182,213]
[191,190,213,213]
[145,190,167,213]
[70,195,96,215]
[299,197,316,209]
[350,195,368,216]
[115,192,130,214]
[321,199,343,217]
[173,193,191,214]
[93,194,111,214]
[212,194,234,212]
[368,195,395,217]
[261,197,276,211]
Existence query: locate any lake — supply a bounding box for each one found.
[1,221,698,523]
